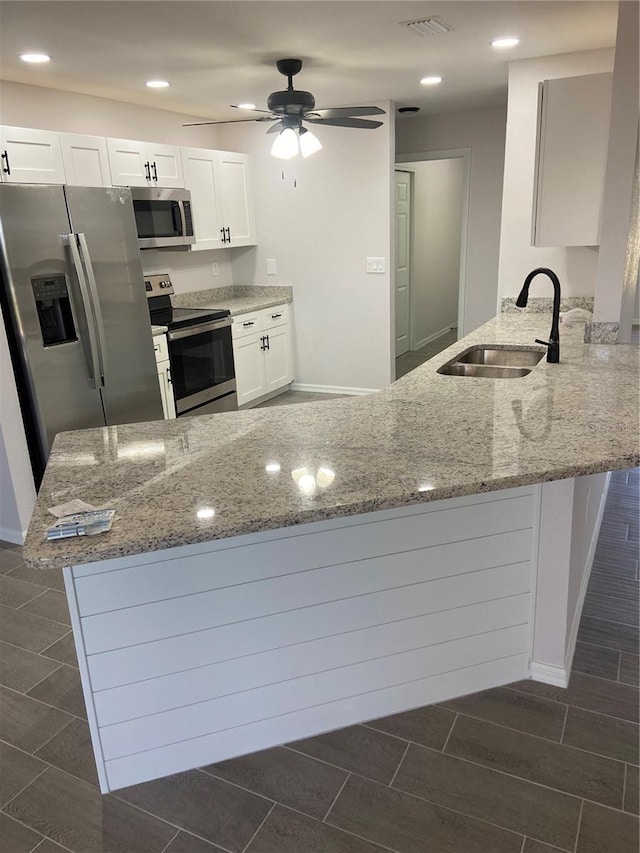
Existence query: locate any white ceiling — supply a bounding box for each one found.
[0,1,618,121]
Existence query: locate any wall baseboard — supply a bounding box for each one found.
[530,661,568,687]
[290,383,378,396]
[563,472,611,677]
[0,525,26,546]
[413,324,457,352]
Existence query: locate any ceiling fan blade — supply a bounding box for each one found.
[306,106,386,119]
[305,117,384,130]
[266,121,284,134]
[231,105,273,115]
[182,116,278,127]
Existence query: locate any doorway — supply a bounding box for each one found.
[394,150,470,378]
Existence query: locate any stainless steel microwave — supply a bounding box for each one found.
[130,187,195,250]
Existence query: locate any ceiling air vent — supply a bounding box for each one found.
[400,16,454,37]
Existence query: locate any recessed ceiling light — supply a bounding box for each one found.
[237,103,257,110]
[20,52,51,64]
[420,76,442,86]
[491,37,520,49]
[146,80,170,88]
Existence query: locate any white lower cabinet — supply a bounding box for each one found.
[153,335,176,420]
[232,304,293,407]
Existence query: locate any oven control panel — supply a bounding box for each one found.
[144,273,174,298]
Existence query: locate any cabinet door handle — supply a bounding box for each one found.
[264,334,270,351]
[151,161,158,182]
[271,313,282,319]
[166,366,172,384]
[220,228,227,244]
[1,150,10,175]
[242,321,254,327]
[144,161,151,181]
[225,226,231,243]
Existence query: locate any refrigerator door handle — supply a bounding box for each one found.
[77,232,107,387]
[64,233,102,390]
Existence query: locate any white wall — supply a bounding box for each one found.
[593,1,639,338]
[216,110,394,392]
[401,159,464,347]
[395,106,506,335]
[497,48,615,301]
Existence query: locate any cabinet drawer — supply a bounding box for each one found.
[262,304,289,329]
[152,334,169,363]
[232,312,263,339]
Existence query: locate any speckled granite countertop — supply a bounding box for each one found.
[24,314,639,569]
[171,285,293,316]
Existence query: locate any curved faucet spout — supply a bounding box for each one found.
[515,267,561,363]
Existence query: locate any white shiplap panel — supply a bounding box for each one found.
[88,533,531,691]
[75,495,533,615]
[104,653,529,791]
[99,624,528,760]
[81,535,532,655]
[94,593,530,726]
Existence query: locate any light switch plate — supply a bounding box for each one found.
[267,258,277,275]
[366,257,386,274]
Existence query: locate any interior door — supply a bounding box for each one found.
[395,170,411,356]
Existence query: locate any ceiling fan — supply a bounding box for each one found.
[183,58,385,159]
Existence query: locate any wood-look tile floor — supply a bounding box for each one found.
[395,329,458,379]
[0,469,638,852]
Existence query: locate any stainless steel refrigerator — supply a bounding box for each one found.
[0,184,163,483]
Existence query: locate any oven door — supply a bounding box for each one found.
[167,317,236,415]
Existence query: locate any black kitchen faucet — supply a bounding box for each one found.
[515,267,561,363]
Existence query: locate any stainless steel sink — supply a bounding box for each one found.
[438,364,533,379]
[437,345,545,379]
[456,346,545,367]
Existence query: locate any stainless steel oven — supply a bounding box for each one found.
[146,274,237,416]
[168,317,236,415]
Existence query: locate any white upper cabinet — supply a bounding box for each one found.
[532,72,613,247]
[216,151,257,247]
[107,137,184,188]
[60,133,111,186]
[181,147,225,250]
[181,147,257,251]
[0,126,66,184]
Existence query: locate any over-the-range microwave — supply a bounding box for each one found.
[130,187,195,250]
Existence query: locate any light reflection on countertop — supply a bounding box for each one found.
[23,313,639,569]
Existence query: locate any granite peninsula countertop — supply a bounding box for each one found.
[171,285,293,317]
[24,313,639,569]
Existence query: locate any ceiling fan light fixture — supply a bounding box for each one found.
[271,127,299,160]
[299,127,322,158]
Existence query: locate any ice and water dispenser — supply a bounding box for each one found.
[31,275,77,346]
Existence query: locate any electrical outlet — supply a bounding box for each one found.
[366,257,386,274]
[212,263,219,276]
[267,258,277,275]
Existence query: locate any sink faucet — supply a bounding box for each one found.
[515,267,561,363]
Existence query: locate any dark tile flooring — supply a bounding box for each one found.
[0,469,638,852]
[395,329,458,379]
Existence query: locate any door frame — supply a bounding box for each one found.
[395,148,471,343]
[394,168,412,357]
